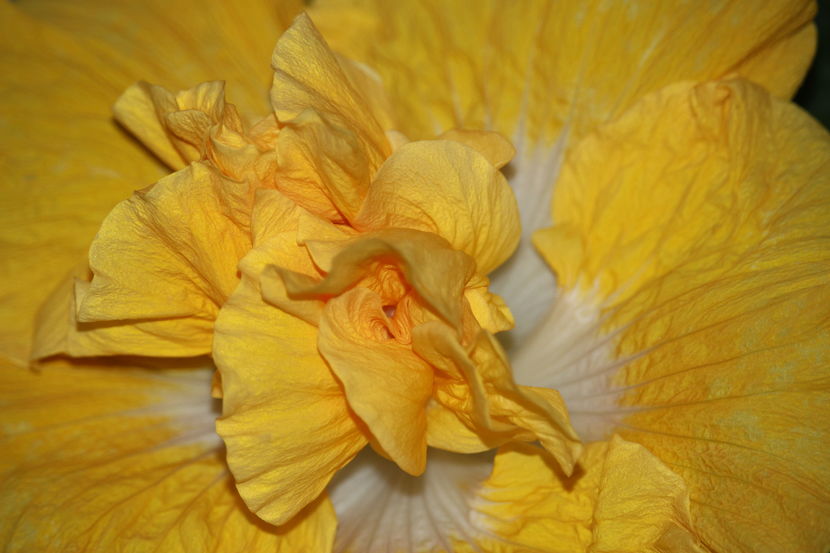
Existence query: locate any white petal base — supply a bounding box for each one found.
[511,289,625,442]
[329,448,495,553]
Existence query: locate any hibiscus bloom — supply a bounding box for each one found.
[1,2,828,553]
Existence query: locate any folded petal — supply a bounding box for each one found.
[355,140,520,274]
[536,79,830,551]
[318,287,432,475]
[413,321,582,474]
[0,358,335,552]
[214,246,366,526]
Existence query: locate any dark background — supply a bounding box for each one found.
[795,6,830,126]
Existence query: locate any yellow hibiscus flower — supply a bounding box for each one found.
[1,2,828,553]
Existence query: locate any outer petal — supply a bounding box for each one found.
[18,0,303,116]
[0,358,335,552]
[536,80,830,551]
[214,241,367,526]
[473,436,705,553]
[355,140,521,275]
[0,3,164,363]
[312,0,816,143]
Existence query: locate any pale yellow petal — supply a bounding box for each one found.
[312,0,816,145]
[355,140,520,274]
[474,436,705,552]
[537,79,830,551]
[318,287,432,475]
[0,358,335,552]
[214,247,366,526]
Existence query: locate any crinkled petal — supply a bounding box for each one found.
[413,321,582,474]
[0,358,335,552]
[355,140,520,274]
[214,245,366,526]
[275,228,475,330]
[536,79,830,551]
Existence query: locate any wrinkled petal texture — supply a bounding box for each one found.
[0,358,335,552]
[536,79,830,552]
[311,0,816,145]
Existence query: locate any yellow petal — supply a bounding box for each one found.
[537,79,830,551]
[0,358,335,552]
[355,140,520,274]
[0,3,165,363]
[214,248,366,526]
[272,13,391,221]
[318,287,432,475]
[312,0,816,144]
[475,436,705,552]
[18,0,303,116]
[49,163,252,358]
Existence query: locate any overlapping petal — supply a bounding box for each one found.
[311,0,816,143]
[536,79,830,552]
[0,3,165,363]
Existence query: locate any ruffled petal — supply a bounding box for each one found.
[355,140,521,275]
[213,243,366,526]
[33,162,251,359]
[318,287,432,475]
[536,79,830,551]
[0,358,335,552]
